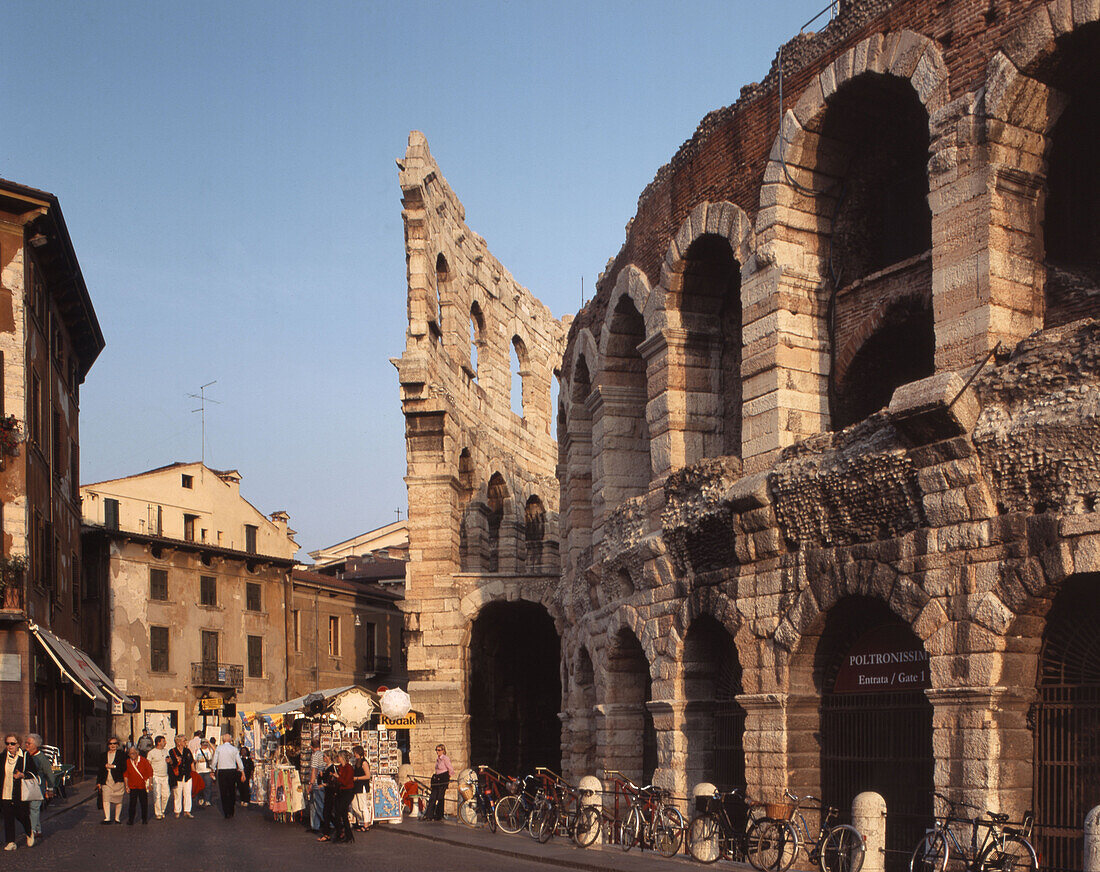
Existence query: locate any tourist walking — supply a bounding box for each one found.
[22,734,55,840]
[316,751,337,841]
[424,742,454,821]
[96,736,126,824]
[168,735,195,818]
[237,746,254,805]
[1,732,38,850]
[211,733,245,819]
[350,744,372,831]
[193,739,214,807]
[330,751,356,844]
[306,738,325,833]
[146,736,170,819]
[123,747,153,825]
[136,729,154,757]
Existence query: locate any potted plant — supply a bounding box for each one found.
[0,415,21,462]
[0,553,27,609]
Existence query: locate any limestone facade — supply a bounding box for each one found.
[399,3,1100,869]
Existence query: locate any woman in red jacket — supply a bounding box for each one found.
[330,751,356,844]
[122,747,154,825]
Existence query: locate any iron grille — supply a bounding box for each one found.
[190,661,244,690]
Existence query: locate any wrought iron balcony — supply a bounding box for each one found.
[190,661,244,690]
[364,654,392,675]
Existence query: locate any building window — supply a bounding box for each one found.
[51,408,62,477]
[328,616,340,657]
[244,524,258,554]
[181,474,193,489]
[104,498,120,531]
[150,568,168,601]
[29,372,40,446]
[69,442,79,502]
[184,514,198,542]
[200,575,217,607]
[71,552,80,615]
[201,630,218,664]
[245,582,261,612]
[150,626,169,673]
[247,635,263,678]
[292,610,301,652]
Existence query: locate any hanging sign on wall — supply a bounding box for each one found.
[832,624,930,694]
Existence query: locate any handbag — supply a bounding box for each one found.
[22,773,44,802]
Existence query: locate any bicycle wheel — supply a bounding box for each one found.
[573,806,602,848]
[536,806,557,843]
[621,805,643,852]
[687,814,722,863]
[976,834,1037,872]
[750,820,798,872]
[486,800,497,833]
[654,805,685,857]
[820,824,865,872]
[909,831,949,872]
[494,795,524,834]
[458,797,478,827]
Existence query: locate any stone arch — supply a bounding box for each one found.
[433,252,451,340]
[602,264,654,343]
[469,299,486,379]
[658,200,755,297]
[602,605,661,681]
[670,585,743,662]
[563,329,598,419]
[510,333,528,417]
[598,620,658,784]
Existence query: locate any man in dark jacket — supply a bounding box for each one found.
[1,732,38,850]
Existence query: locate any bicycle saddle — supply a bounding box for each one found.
[987,812,1010,823]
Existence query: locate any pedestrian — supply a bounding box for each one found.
[330,751,355,844]
[146,736,170,820]
[316,751,337,841]
[168,735,195,819]
[136,729,154,758]
[211,733,245,819]
[424,742,454,821]
[22,734,55,841]
[96,736,126,825]
[123,747,153,825]
[350,744,372,832]
[187,730,202,759]
[193,739,214,808]
[237,746,254,806]
[306,738,325,833]
[1,732,38,850]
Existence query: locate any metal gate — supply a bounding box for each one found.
[821,691,933,872]
[1033,576,1100,872]
[715,646,746,790]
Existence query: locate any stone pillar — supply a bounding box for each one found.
[588,385,651,546]
[853,792,887,872]
[739,692,790,802]
[1085,805,1100,872]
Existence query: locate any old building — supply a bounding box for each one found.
[398,2,1100,870]
[81,462,297,741]
[308,518,409,570]
[0,179,107,771]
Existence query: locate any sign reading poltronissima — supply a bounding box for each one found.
[832,624,930,694]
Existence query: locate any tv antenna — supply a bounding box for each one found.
[189,381,221,465]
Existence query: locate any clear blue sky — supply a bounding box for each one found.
[4,0,830,557]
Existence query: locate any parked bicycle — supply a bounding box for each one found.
[494,773,545,834]
[621,783,686,857]
[570,770,638,848]
[749,790,864,872]
[686,787,766,864]
[458,765,507,832]
[529,778,598,845]
[910,792,1037,872]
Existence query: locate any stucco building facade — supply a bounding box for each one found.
[398,3,1100,869]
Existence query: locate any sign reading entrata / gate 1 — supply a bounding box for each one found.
[832,624,930,693]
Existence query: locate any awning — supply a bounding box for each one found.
[253,686,358,717]
[29,622,129,712]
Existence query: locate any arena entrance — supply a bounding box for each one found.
[469,600,561,775]
[818,597,933,872]
[1033,573,1100,872]
[683,616,745,791]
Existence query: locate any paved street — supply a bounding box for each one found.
[2,783,720,872]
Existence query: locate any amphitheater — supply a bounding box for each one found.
[394,2,1100,869]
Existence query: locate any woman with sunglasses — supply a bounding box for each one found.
[1,733,38,850]
[95,736,126,824]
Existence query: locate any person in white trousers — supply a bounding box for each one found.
[168,736,194,819]
[146,736,170,820]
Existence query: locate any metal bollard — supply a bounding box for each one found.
[853,792,887,872]
[1086,805,1100,871]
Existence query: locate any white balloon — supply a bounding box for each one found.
[380,687,412,719]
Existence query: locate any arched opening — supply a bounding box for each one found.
[1039,25,1100,327]
[458,448,474,495]
[816,597,933,871]
[603,628,657,784]
[470,302,485,380]
[600,295,650,501]
[524,495,546,569]
[833,298,935,429]
[572,647,597,777]
[511,336,527,417]
[1032,572,1100,872]
[679,234,743,459]
[683,615,746,791]
[562,354,594,580]
[485,472,507,573]
[815,73,934,430]
[469,601,561,775]
[433,253,450,342]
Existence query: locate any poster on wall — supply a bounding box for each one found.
[372,775,402,822]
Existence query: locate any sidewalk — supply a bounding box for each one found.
[43,778,99,821]
[388,814,754,872]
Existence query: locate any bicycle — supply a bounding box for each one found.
[749,790,864,872]
[458,765,506,832]
[493,773,543,834]
[686,787,766,864]
[529,779,596,845]
[621,783,686,857]
[910,792,1037,872]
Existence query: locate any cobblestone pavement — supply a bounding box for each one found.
[0,782,725,872]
